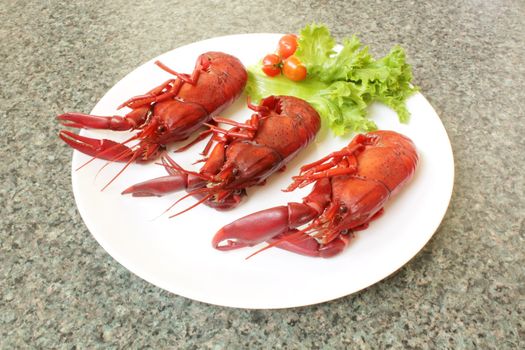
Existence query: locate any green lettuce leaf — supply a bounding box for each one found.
[247,24,418,135]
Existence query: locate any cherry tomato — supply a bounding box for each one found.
[282,56,307,81]
[261,53,282,77]
[278,34,298,59]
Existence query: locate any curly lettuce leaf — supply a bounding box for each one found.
[296,24,375,84]
[294,23,337,77]
[247,24,418,135]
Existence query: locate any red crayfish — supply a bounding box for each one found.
[212,130,418,257]
[57,51,247,164]
[121,95,321,211]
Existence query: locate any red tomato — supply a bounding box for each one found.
[282,56,307,81]
[278,34,298,59]
[261,53,281,77]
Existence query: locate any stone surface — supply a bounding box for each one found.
[1,0,523,348]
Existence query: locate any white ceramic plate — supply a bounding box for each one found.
[71,34,454,309]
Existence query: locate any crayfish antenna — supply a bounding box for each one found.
[95,146,136,180]
[150,187,215,221]
[168,193,215,218]
[101,151,140,191]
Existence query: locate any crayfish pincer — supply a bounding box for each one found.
[212,130,419,258]
[121,95,321,212]
[57,52,247,163]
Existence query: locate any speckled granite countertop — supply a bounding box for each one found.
[1,0,524,348]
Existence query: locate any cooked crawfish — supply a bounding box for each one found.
[57,51,247,163]
[121,95,321,211]
[212,130,418,257]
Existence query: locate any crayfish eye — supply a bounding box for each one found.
[157,125,167,134]
[339,205,348,214]
[232,168,239,176]
[340,229,350,235]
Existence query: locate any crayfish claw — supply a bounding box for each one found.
[58,130,134,161]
